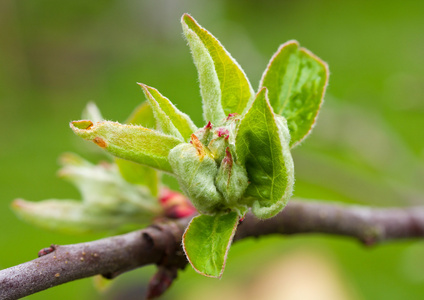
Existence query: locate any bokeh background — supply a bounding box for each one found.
[1,1,424,299]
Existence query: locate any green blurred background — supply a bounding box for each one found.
[1,1,424,299]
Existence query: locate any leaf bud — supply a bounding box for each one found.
[193,121,214,145]
[215,148,249,216]
[207,127,230,162]
[168,134,224,214]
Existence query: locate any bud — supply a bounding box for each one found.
[159,188,197,218]
[207,127,229,162]
[168,134,224,214]
[215,148,249,216]
[193,121,213,145]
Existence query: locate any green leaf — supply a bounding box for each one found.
[11,199,152,234]
[182,13,254,124]
[183,212,239,278]
[259,40,329,148]
[235,88,294,219]
[115,158,160,196]
[138,83,197,141]
[81,102,104,123]
[70,120,181,173]
[116,101,160,196]
[125,101,156,129]
[58,153,161,214]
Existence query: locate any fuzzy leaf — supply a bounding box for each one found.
[235,88,294,219]
[183,212,239,278]
[182,13,254,124]
[58,153,161,214]
[70,121,181,173]
[126,101,156,128]
[11,199,151,234]
[82,102,104,123]
[115,158,160,196]
[116,101,160,196]
[138,83,197,141]
[260,40,329,147]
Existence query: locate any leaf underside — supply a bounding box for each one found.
[183,212,239,278]
[260,40,329,147]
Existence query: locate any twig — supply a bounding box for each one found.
[1,200,424,300]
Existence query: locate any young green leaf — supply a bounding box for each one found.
[115,101,160,196]
[81,102,104,123]
[183,212,239,278]
[58,153,161,214]
[126,101,156,129]
[11,199,152,234]
[235,88,294,219]
[70,121,181,173]
[115,158,160,196]
[138,83,197,141]
[182,13,254,124]
[259,40,329,148]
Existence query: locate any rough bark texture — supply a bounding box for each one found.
[1,200,424,300]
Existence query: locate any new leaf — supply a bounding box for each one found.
[138,83,197,141]
[115,101,160,196]
[182,13,254,124]
[260,40,329,147]
[183,212,239,278]
[71,121,181,173]
[235,88,294,219]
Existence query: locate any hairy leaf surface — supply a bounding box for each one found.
[139,83,197,141]
[114,101,160,195]
[11,199,153,234]
[182,13,254,124]
[71,121,181,173]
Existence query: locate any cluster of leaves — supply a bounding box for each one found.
[13,14,328,278]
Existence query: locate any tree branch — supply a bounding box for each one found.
[1,200,424,300]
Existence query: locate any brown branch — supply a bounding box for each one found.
[1,200,424,300]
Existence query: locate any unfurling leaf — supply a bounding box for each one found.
[183,212,239,278]
[70,120,182,173]
[182,13,254,124]
[260,40,329,147]
[138,83,197,141]
[235,88,294,219]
